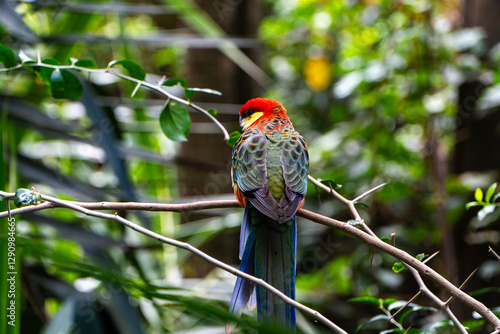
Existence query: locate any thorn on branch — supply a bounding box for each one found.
[489,246,500,261]
[131,82,141,97]
[388,290,422,322]
[404,324,413,334]
[422,251,440,264]
[445,267,479,306]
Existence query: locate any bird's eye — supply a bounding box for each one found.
[246,109,255,117]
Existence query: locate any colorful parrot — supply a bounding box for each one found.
[227,98,309,333]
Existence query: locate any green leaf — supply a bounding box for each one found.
[380,237,391,243]
[163,77,187,88]
[415,253,428,261]
[392,262,407,273]
[478,205,496,221]
[207,108,217,116]
[226,131,241,147]
[50,69,84,100]
[486,183,497,203]
[475,188,483,202]
[466,201,481,210]
[0,44,16,68]
[393,254,429,274]
[42,58,61,65]
[160,101,191,142]
[470,287,500,296]
[348,296,381,305]
[74,59,96,68]
[354,202,369,209]
[108,59,146,80]
[462,320,486,332]
[318,178,342,189]
[185,87,222,100]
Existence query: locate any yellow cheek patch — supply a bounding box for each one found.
[242,112,263,130]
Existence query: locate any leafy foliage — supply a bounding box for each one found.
[466,183,500,220]
[0,44,226,143]
[0,44,16,68]
[226,131,241,147]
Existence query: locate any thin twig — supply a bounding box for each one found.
[379,301,403,330]
[352,182,388,203]
[1,62,230,140]
[388,290,422,322]
[404,324,413,334]
[307,175,381,237]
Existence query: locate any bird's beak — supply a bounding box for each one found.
[240,112,264,130]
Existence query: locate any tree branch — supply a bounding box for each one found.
[297,209,500,331]
[0,190,346,334]
[306,178,494,332]
[2,188,499,331]
[1,61,230,140]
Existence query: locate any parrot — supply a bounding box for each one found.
[227,98,309,333]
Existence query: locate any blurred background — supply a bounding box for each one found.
[0,0,499,333]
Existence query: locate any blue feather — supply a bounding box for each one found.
[227,206,297,333]
[226,209,256,334]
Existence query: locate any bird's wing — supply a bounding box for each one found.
[232,129,285,220]
[279,132,309,221]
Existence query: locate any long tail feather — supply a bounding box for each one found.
[239,205,252,259]
[228,206,296,333]
[227,207,256,334]
[254,211,296,332]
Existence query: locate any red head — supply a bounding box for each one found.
[238,98,287,130]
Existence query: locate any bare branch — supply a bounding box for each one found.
[26,193,346,334]
[307,175,379,237]
[444,267,479,307]
[406,266,467,334]
[0,190,240,218]
[296,209,500,331]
